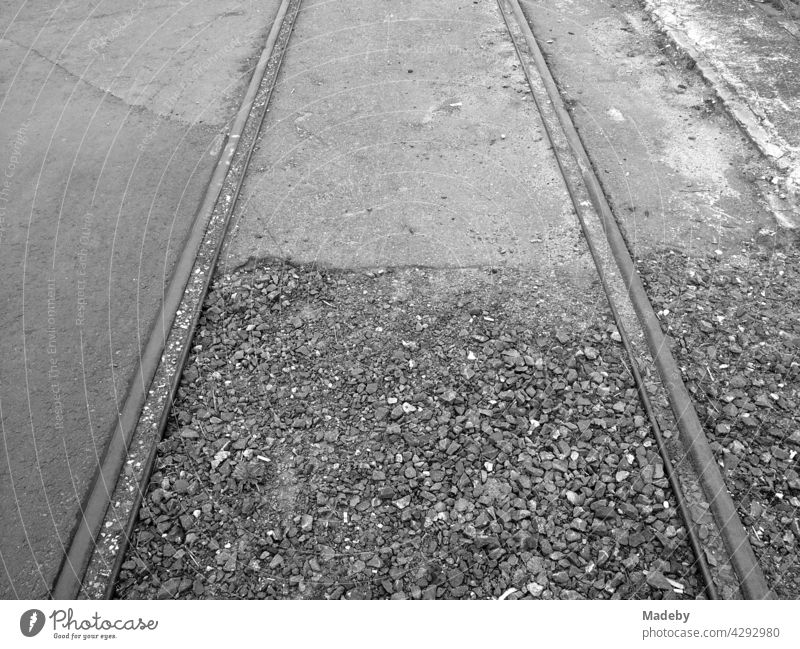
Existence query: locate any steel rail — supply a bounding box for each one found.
[51,0,303,599]
[498,0,770,599]
[101,0,303,600]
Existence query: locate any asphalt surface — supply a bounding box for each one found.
[0,0,281,598]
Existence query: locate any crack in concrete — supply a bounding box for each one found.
[0,35,193,126]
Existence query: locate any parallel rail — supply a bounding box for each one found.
[55,0,769,600]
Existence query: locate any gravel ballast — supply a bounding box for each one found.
[116,264,704,600]
[638,233,800,598]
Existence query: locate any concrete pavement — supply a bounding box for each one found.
[222,0,581,271]
[643,0,800,225]
[519,0,776,256]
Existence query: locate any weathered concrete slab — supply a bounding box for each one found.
[642,0,800,221]
[223,0,578,270]
[521,0,774,254]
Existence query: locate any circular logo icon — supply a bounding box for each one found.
[20,609,45,637]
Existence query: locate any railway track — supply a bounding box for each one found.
[496,0,764,599]
[53,0,304,599]
[55,0,770,600]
